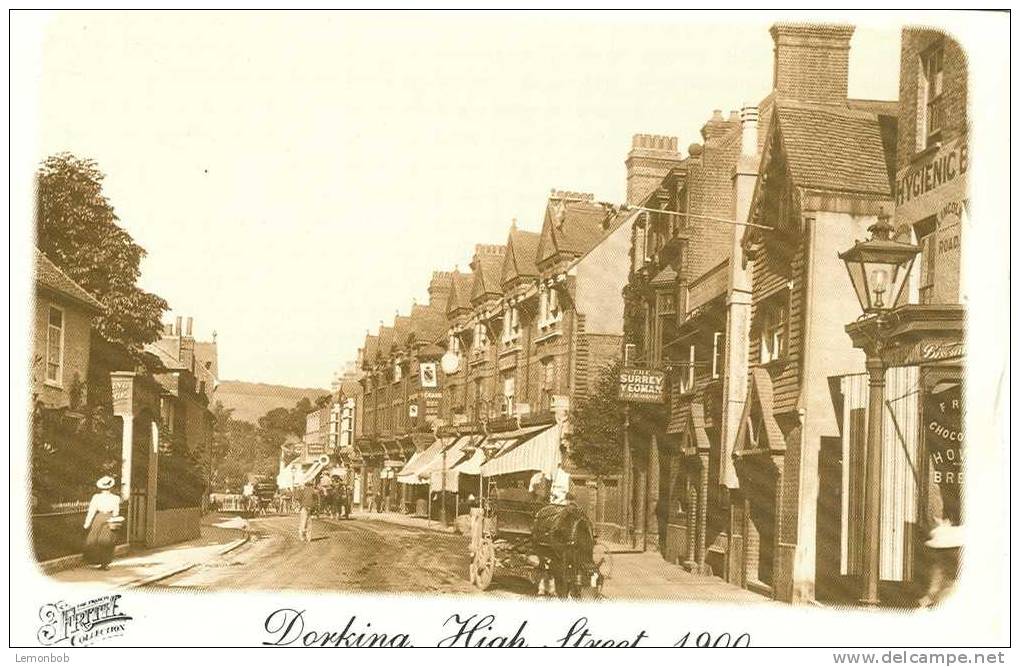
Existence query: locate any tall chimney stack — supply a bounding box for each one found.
[175,315,183,336]
[185,317,193,337]
[625,134,683,205]
[770,23,854,104]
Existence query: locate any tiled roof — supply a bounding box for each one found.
[774,101,896,196]
[194,341,218,381]
[376,326,393,360]
[361,335,378,367]
[447,271,474,314]
[471,246,505,303]
[35,249,103,312]
[144,338,187,371]
[388,317,410,355]
[538,198,611,265]
[406,303,448,347]
[501,227,540,285]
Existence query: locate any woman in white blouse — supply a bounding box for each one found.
[83,476,121,569]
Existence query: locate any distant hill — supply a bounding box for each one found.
[214,380,329,424]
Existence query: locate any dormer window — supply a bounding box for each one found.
[393,359,403,383]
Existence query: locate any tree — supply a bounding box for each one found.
[36,153,168,353]
[566,359,625,478]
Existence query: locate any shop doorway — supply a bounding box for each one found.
[737,456,778,594]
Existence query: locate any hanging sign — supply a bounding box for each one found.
[618,367,666,403]
[420,362,438,388]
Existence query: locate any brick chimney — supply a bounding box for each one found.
[770,23,854,104]
[427,271,455,307]
[625,134,683,205]
[179,316,196,372]
[700,109,739,143]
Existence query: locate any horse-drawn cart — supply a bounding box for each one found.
[468,491,609,598]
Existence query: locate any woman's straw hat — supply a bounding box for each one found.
[96,476,116,490]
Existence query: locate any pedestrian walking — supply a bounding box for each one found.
[83,476,122,570]
[296,481,317,543]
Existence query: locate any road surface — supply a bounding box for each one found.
[149,514,489,594]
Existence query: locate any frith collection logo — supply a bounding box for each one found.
[37,594,132,647]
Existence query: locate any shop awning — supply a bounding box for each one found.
[427,434,486,492]
[480,423,560,478]
[396,436,455,485]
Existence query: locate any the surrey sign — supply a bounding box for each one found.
[618,368,666,404]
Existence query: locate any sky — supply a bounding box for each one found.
[32,11,900,389]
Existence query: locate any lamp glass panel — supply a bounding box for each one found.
[844,259,871,312]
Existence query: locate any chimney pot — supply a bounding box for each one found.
[175,315,183,336]
[185,317,193,336]
[740,105,760,157]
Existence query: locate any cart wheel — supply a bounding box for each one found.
[474,539,495,591]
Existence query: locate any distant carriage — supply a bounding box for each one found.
[468,489,609,598]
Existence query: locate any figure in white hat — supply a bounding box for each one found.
[83,476,122,570]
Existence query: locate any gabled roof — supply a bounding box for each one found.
[35,249,104,312]
[469,245,505,304]
[144,338,187,371]
[375,326,393,360]
[407,303,448,347]
[194,341,218,381]
[771,100,897,196]
[388,316,410,355]
[360,334,378,369]
[536,195,611,267]
[446,271,474,315]
[500,226,540,286]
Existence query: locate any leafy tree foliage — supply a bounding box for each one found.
[208,397,316,492]
[566,359,625,478]
[36,153,168,353]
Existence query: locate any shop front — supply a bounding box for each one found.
[842,304,964,604]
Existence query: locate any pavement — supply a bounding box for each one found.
[600,551,773,603]
[47,513,250,589]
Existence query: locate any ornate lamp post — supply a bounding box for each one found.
[838,214,920,606]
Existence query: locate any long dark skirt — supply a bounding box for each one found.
[83,511,117,566]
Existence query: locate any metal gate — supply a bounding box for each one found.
[129,489,148,544]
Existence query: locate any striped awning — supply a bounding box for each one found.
[396,436,456,485]
[427,434,486,492]
[480,423,560,477]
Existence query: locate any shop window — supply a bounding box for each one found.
[919,43,945,149]
[759,297,788,364]
[45,305,64,385]
[711,331,725,379]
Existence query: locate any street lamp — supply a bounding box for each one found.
[838,214,920,606]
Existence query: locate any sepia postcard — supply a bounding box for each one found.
[7,8,1012,656]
